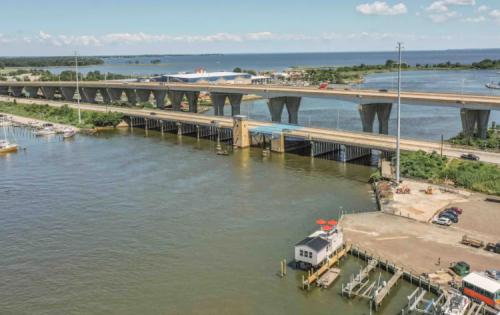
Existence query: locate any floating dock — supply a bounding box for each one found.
[316,268,341,289]
[302,244,351,290]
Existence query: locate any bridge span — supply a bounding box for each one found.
[3,95,499,165]
[1,81,500,140]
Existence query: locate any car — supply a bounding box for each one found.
[150,112,157,116]
[444,209,461,216]
[461,153,480,161]
[42,123,54,127]
[433,217,452,226]
[379,89,389,92]
[123,82,129,85]
[486,269,500,280]
[448,207,463,214]
[439,212,459,223]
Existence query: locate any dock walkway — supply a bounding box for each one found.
[303,245,351,289]
[374,268,404,307]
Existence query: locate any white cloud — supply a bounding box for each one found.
[416,12,420,16]
[322,32,426,40]
[423,1,448,12]
[460,16,485,22]
[477,5,489,13]
[490,10,500,24]
[444,0,475,5]
[356,2,408,15]
[428,11,460,23]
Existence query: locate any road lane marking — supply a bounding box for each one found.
[376,236,409,241]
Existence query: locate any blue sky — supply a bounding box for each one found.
[1,0,500,56]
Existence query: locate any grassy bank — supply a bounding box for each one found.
[446,127,500,150]
[394,150,500,196]
[0,101,123,129]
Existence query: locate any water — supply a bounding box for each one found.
[0,127,434,315]
[44,49,500,75]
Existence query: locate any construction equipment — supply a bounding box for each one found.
[396,184,411,194]
[426,186,434,194]
[486,242,500,254]
[462,235,485,248]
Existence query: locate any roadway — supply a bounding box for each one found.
[3,81,500,110]
[2,95,500,164]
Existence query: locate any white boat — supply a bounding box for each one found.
[62,127,76,138]
[444,290,471,315]
[0,121,12,127]
[0,122,18,153]
[34,127,55,136]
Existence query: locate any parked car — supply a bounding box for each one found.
[486,269,500,280]
[150,112,157,116]
[444,209,461,216]
[461,153,480,161]
[439,212,459,223]
[379,89,389,92]
[433,217,452,226]
[448,207,463,214]
[42,123,54,127]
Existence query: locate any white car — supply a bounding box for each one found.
[433,217,451,226]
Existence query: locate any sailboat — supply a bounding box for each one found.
[0,121,18,153]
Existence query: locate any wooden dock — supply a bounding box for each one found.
[316,268,341,289]
[374,268,404,308]
[302,244,351,289]
[343,259,378,298]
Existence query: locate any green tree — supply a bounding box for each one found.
[385,60,395,68]
[246,69,256,76]
[0,61,4,69]
[233,67,242,73]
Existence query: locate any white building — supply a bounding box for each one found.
[294,226,343,268]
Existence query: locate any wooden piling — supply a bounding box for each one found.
[284,260,286,275]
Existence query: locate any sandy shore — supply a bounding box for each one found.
[0,113,80,131]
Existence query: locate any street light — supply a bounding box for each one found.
[395,42,404,183]
[70,51,84,124]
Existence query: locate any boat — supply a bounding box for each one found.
[0,121,12,127]
[34,127,55,136]
[0,123,18,153]
[486,83,500,90]
[444,289,471,315]
[62,127,76,139]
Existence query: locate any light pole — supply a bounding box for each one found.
[70,51,84,123]
[461,78,466,103]
[396,42,403,182]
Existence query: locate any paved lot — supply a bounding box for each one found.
[341,213,500,277]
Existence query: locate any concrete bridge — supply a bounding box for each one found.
[1,81,500,140]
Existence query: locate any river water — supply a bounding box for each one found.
[0,127,435,315]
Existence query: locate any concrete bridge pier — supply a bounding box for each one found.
[376,103,392,135]
[152,90,167,109]
[83,88,98,104]
[124,89,137,105]
[477,110,490,140]
[78,87,89,103]
[358,104,377,133]
[25,86,40,98]
[108,88,123,102]
[0,86,9,95]
[228,94,243,116]
[60,87,76,101]
[41,86,57,100]
[285,97,301,125]
[100,88,111,103]
[136,89,151,103]
[168,91,184,111]
[210,92,227,116]
[185,91,200,113]
[267,97,285,123]
[9,86,24,97]
[460,109,478,138]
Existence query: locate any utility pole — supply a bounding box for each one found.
[70,51,83,123]
[396,42,403,182]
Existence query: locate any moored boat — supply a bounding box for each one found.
[62,127,76,139]
[444,289,471,315]
[34,127,56,136]
[0,139,17,153]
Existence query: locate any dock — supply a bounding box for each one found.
[374,267,404,308]
[342,259,378,298]
[302,244,351,289]
[316,268,341,289]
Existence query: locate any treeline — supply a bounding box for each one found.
[0,57,104,68]
[233,67,256,75]
[0,69,159,82]
[0,101,123,128]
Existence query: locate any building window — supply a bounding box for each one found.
[300,250,303,257]
[309,252,312,258]
[304,251,308,257]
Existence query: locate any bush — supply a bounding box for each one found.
[394,150,447,180]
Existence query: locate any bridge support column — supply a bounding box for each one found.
[358,104,377,133]
[233,115,250,148]
[10,86,23,97]
[168,91,184,111]
[185,91,200,113]
[460,109,478,139]
[41,86,57,100]
[60,87,76,101]
[124,89,137,105]
[477,110,490,141]
[0,86,9,95]
[136,89,151,103]
[376,103,392,135]
[210,92,227,116]
[267,97,285,123]
[83,88,98,104]
[285,97,301,125]
[108,88,123,102]
[25,86,40,98]
[271,133,285,153]
[228,94,243,117]
[100,88,111,103]
[78,87,89,103]
[152,90,167,109]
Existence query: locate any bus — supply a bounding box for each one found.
[462,272,500,308]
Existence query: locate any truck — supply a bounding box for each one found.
[486,242,500,254]
[462,235,484,248]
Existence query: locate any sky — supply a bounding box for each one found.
[1,0,500,56]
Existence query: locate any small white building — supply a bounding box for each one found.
[294,226,344,268]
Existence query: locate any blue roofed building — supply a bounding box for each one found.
[154,72,252,84]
